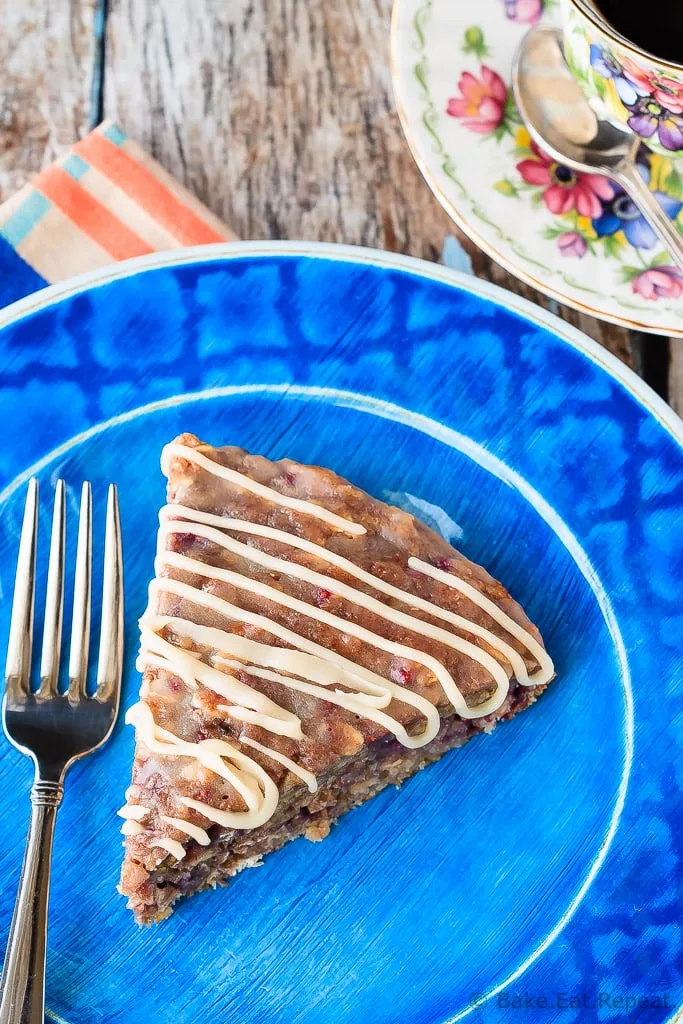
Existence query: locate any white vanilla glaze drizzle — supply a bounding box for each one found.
[239,736,318,794]
[407,557,555,682]
[156,837,187,862]
[126,447,554,861]
[156,549,510,720]
[121,820,145,837]
[143,580,441,743]
[159,504,547,685]
[117,803,150,821]
[162,443,367,537]
[126,699,280,830]
[161,816,211,846]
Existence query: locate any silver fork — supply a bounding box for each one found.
[0,479,124,1024]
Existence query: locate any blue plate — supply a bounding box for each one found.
[0,243,680,1024]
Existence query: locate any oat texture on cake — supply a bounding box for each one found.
[118,433,555,924]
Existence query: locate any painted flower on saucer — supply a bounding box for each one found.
[499,0,544,25]
[516,141,613,217]
[592,164,683,249]
[446,67,510,135]
[630,265,683,300]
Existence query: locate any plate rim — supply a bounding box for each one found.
[0,240,681,448]
[389,0,683,339]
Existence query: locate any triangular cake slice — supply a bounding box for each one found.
[119,433,554,923]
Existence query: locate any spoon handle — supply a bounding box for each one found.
[614,164,683,273]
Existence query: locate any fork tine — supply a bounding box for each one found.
[95,485,124,703]
[67,482,92,702]
[4,479,39,701]
[37,481,66,698]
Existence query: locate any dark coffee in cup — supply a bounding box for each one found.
[593,0,682,64]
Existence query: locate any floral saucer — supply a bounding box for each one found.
[391,0,683,334]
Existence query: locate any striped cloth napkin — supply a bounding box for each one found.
[0,120,235,309]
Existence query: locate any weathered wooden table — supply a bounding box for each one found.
[1,0,681,411]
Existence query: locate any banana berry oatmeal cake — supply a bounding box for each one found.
[118,433,555,924]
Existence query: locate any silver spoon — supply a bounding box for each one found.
[512,27,683,272]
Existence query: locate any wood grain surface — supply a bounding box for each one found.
[1,0,681,405]
[102,0,641,368]
[670,342,683,416]
[0,1,97,199]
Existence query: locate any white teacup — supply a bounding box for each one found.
[561,0,683,155]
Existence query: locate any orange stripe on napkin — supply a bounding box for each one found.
[33,166,153,261]
[75,133,225,246]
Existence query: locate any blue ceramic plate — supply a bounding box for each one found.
[0,243,680,1024]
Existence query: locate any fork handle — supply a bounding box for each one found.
[0,781,63,1024]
